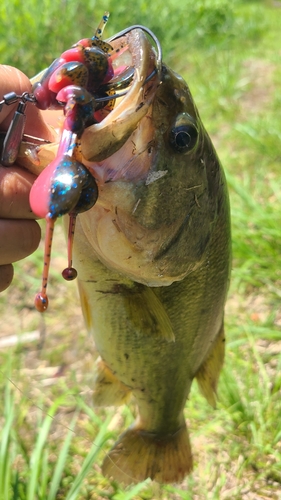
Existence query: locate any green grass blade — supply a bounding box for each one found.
[0,375,14,499]
[39,448,50,500]
[164,485,194,500]
[113,480,150,500]
[26,396,66,500]
[65,413,113,500]
[47,411,79,500]
[0,404,14,496]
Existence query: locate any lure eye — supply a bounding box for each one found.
[169,113,198,153]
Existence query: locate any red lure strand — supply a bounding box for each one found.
[34,217,56,312]
[62,212,78,281]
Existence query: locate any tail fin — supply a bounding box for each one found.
[102,424,192,485]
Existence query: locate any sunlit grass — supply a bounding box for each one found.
[0,0,281,498]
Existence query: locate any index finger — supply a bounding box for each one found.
[0,165,37,219]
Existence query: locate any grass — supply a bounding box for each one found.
[1,0,281,498]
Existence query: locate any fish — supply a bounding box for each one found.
[18,25,231,485]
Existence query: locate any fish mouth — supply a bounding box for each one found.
[17,27,162,176]
[81,27,162,164]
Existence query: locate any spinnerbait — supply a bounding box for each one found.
[0,13,162,312]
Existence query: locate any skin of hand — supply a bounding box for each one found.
[0,65,58,292]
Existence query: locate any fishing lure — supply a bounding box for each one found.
[0,14,161,312]
[0,14,132,311]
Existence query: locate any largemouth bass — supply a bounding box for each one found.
[18,25,231,485]
[71,28,231,485]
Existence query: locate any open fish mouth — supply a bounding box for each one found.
[13,23,165,310]
[80,26,162,163]
[17,25,162,175]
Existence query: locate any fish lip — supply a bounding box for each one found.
[105,24,162,79]
[81,27,162,162]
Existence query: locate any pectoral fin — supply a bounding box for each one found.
[125,285,175,342]
[79,280,175,342]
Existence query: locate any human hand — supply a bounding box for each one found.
[0,65,55,291]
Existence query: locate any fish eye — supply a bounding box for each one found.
[169,114,198,153]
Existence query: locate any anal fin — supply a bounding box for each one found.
[93,357,131,407]
[195,322,225,407]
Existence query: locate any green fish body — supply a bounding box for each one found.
[71,31,231,485]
